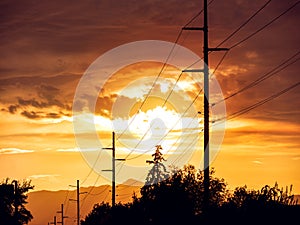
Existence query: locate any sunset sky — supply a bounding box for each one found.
[0,0,299,198]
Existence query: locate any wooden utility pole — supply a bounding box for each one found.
[203,0,210,212]
[50,216,56,225]
[57,204,68,225]
[76,180,79,225]
[103,131,125,207]
[69,180,86,225]
[182,0,228,212]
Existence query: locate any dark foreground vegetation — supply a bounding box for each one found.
[82,165,299,225]
[0,179,34,225]
[0,165,299,225]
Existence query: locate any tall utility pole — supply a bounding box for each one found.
[69,180,86,225]
[76,180,79,225]
[102,131,125,207]
[182,0,228,212]
[57,204,68,225]
[203,0,210,212]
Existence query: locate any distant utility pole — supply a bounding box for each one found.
[69,180,86,225]
[50,216,56,225]
[182,0,228,211]
[102,131,125,207]
[57,204,68,225]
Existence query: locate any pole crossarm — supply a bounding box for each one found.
[182,27,204,31]
[182,69,205,73]
[208,47,229,52]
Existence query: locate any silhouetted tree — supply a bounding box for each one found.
[145,145,168,186]
[81,202,111,225]
[0,178,34,225]
[138,165,228,225]
[81,165,300,225]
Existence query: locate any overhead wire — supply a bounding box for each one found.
[212,50,300,106]
[112,1,299,195]
[116,29,184,140]
[213,81,300,124]
[126,88,203,161]
[74,1,299,211]
[116,0,215,144]
[183,0,215,27]
[113,3,212,178]
[186,0,274,70]
[229,1,300,49]
[216,0,272,48]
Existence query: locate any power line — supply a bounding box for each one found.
[216,0,272,48]
[113,93,204,193]
[163,112,200,155]
[208,0,273,77]
[125,88,203,161]
[171,131,202,166]
[162,112,203,166]
[119,37,228,163]
[114,4,211,177]
[211,50,229,77]
[188,0,299,71]
[213,81,300,123]
[229,1,300,49]
[116,29,183,140]
[113,0,298,192]
[116,0,215,141]
[79,147,103,186]
[212,50,300,106]
[80,175,101,209]
[114,0,299,188]
[122,32,230,162]
[87,185,110,196]
[183,0,215,27]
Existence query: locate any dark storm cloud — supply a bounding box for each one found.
[94,94,139,119]
[18,98,48,108]
[46,113,61,119]
[14,96,70,119]
[20,110,63,119]
[8,105,18,114]
[0,74,77,119]
[21,111,40,119]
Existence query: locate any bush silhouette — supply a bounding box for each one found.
[81,165,299,225]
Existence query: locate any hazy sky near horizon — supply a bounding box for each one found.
[0,0,299,194]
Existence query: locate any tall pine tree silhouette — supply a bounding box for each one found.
[145,145,168,186]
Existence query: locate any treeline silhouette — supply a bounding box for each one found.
[81,165,299,225]
[0,178,34,225]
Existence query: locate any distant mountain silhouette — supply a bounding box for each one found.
[27,181,141,225]
[121,178,144,186]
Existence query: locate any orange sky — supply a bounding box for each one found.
[0,0,299,198]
